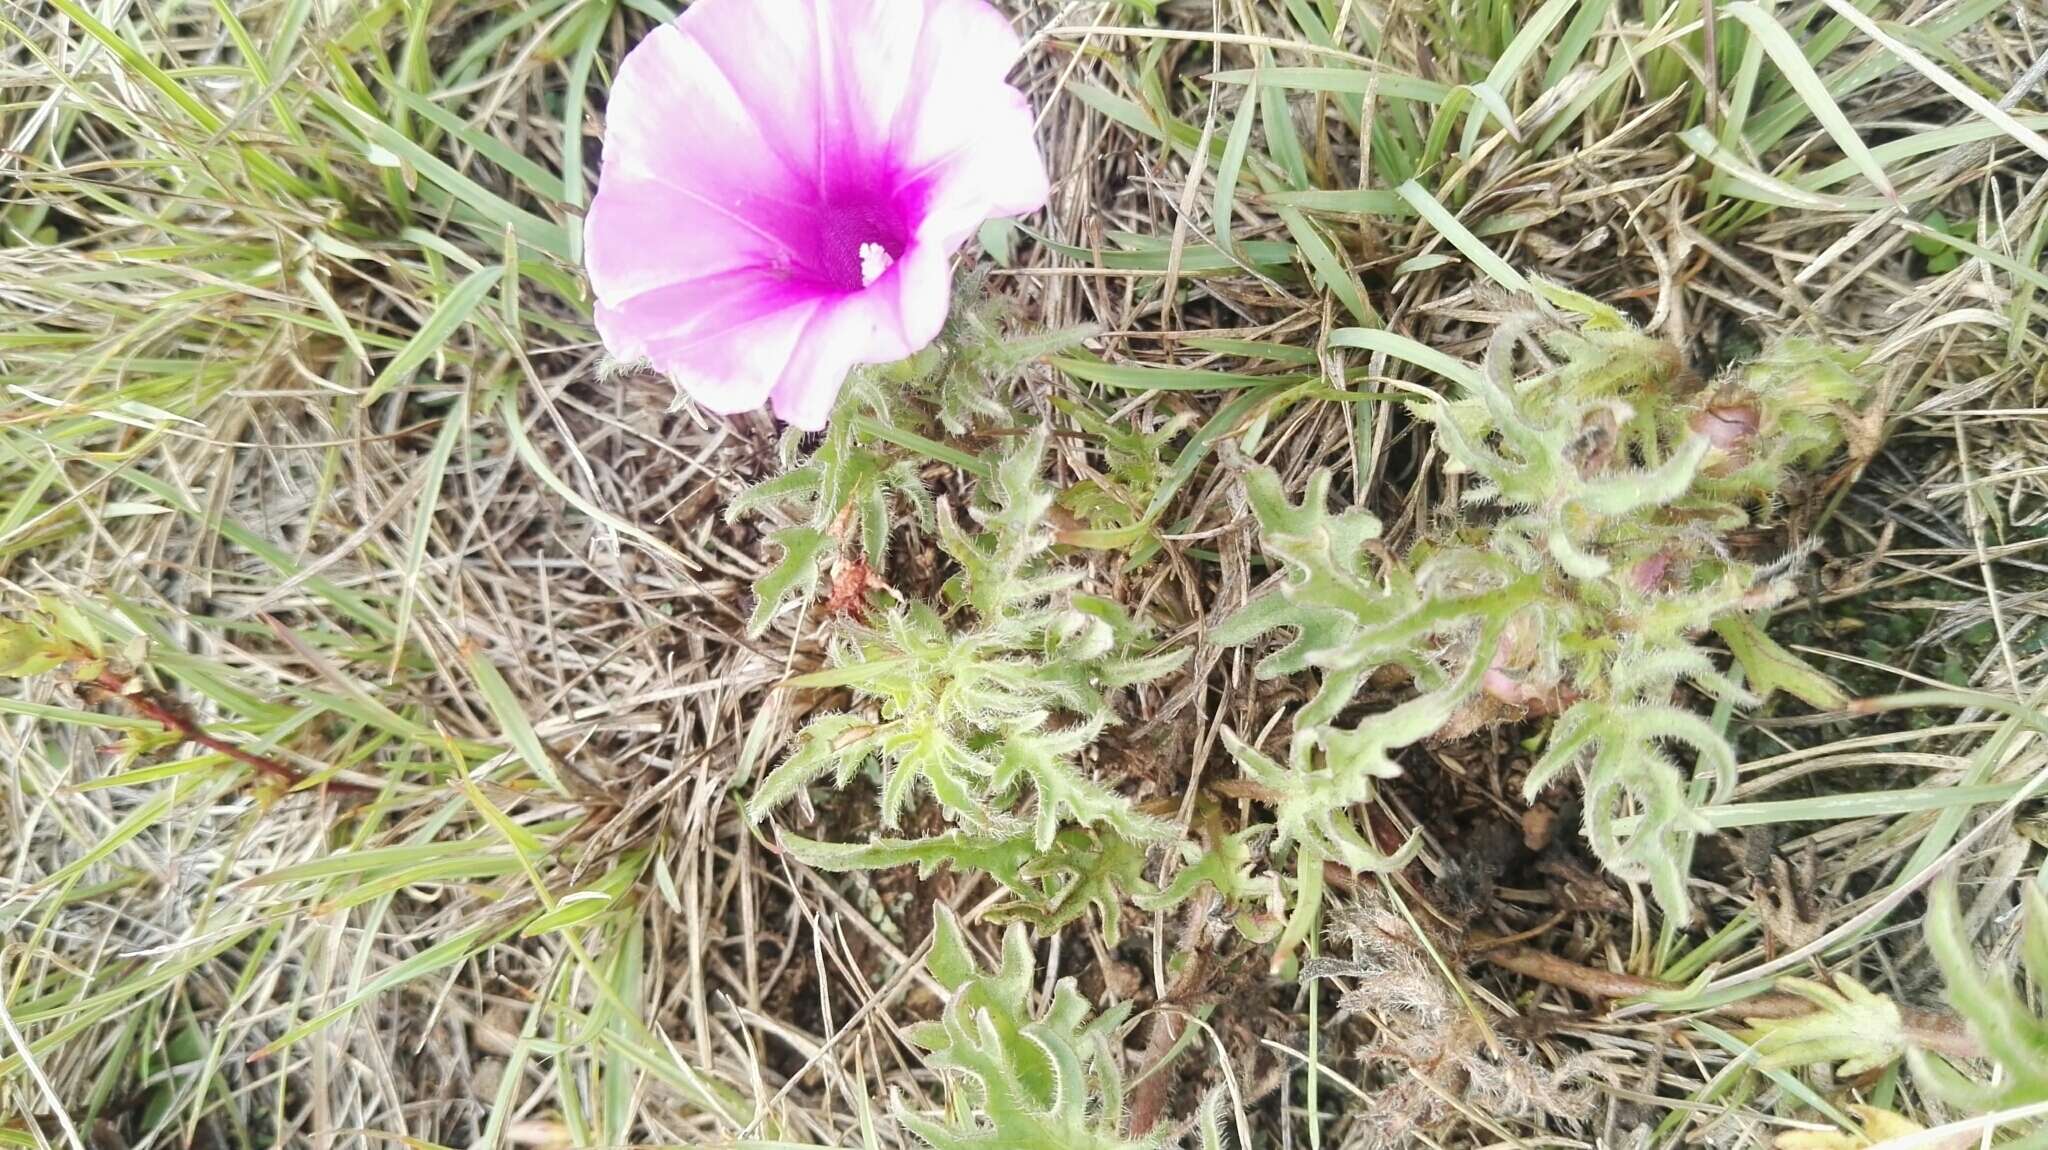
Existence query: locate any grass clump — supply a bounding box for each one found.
[3,0,2047,1147]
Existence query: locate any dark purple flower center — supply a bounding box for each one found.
[800,199,911,293]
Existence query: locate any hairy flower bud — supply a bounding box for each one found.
[1691,400,1761,451]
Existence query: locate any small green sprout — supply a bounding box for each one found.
[1742,973,1905,1077]
[900,907,1153,1150]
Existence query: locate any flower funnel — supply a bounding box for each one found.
[584,0,1050,428]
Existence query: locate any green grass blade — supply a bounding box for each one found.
[464,648,567,795]
[364,267,503,402]
[1722,1,1897,202]
[1327,327,1485,391]
[1394,180,1531,293]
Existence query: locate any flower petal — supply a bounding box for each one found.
[890,0,1048,214]
[585,0,1052,429]
[819,0,932,160]
[600,23,811,204]
[871,239,954,352]
[584,176,789,306]
[657,0,846,193]
[596,271,823,413]
[767,294,906,430]
[911,89,1050,248]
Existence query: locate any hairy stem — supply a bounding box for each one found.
[1127,898,1216,1138]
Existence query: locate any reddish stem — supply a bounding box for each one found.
[1127,900,1216,1137]
[90,672,372,797]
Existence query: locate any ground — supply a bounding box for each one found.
[2,0,2048,1148]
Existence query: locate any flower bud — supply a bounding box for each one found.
[1691,401,1760,451]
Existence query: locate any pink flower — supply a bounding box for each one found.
[584,0,1050,429]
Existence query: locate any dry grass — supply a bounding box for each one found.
[1,0,2046,1146]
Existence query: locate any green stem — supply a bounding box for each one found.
[1274,845,1326,974]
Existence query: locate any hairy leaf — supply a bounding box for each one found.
[1222,294,1872,925]
[752,433,1185,941]
[900,908,1152,1150]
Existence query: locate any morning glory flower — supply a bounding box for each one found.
[584,0,1050,429]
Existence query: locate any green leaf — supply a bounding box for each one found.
[747,526,832,637]
[1721,2,1897,203]
[749,433,1185,905]
[778,826,1035,884]
[1915,879,2048,1110]
[927,905,976,992]
[315,93,572,258]
[747,714,873,821]
[363,266,504,402]
[464,648,566,795]
[1053,353,1311,392]
[1138,823,1275,912]
[523,851,649,937]
[1277,206,1377,325]
[900,916,1145,1150]
[1395,180,1532,293]
[1714,615,1848,709]
[1742,974,1904,1076]
[1326,327,1486,391]
[0,617,64,677]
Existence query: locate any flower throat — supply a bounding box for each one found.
[813,202,906,292]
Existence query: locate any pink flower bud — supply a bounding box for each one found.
[1629,550,1673,592]
[1482,658,1580,716]
[1691,402,1760,451]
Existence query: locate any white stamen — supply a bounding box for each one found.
[858,242,893,288]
